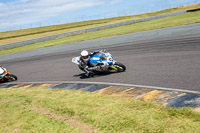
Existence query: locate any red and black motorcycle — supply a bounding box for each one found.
[0,65,17,83]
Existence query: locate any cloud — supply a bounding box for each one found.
[0,0,123,31]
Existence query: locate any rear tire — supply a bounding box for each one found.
[114,62,126,72]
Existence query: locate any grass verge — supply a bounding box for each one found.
[0,3,199,45]
[1,11,200,56]
[0,87,199,133]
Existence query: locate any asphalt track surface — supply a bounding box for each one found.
[1,24,200,91]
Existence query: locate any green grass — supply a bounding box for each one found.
[0,3,199,45]
[1,10,200,55]
[0,87,199,133]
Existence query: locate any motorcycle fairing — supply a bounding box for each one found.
[0,67,4,75]
[72,56,80,65]
[89,52,113,66]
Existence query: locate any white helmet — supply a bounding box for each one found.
[81,50,89,62]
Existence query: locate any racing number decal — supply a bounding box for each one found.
[109,57,113,61]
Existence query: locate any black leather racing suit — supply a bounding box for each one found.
[78,50,106,75]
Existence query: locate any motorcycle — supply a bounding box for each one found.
[72,50,126,77]
[0,65,17,83]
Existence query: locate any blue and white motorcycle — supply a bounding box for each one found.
[72,50,126,77]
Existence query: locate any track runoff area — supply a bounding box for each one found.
[1,24,200,108]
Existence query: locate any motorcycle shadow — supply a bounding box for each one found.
[0,80,14,84]
[74,71,115,79]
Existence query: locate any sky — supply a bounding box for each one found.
[0,0,200,32]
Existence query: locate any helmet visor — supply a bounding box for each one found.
[82,55,89,59]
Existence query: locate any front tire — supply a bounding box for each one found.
[7,74,18,81]
[114,62,126,72]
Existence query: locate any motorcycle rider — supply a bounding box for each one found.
[79,49,108,77]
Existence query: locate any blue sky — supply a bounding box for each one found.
[0,0,199,32]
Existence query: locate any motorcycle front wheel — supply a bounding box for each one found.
[7,74,18,81]
[111,62,126,72]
